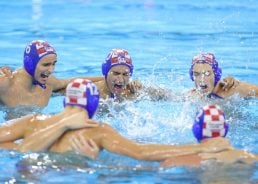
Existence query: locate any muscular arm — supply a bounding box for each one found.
[160,145,258,168]
[18,111,99,152]
[213,78,258,98]
[97,124,231,161]
[18,117,68,152]
[235,81,258,97]
[199,149,258,164]
[160,154,202,168]
[48,75,103,94]
[0,115,33,143]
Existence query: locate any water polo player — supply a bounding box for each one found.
[0,40,102,108]
[0,79,231,161]
[161,104,258,167]
[188,53,258,99]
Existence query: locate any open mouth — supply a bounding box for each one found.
[113,84,124,94]
[40,72,50,79]
[197,82,209,93]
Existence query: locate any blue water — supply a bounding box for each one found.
[1,0,258,183]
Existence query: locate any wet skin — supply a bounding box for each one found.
[106,65,131,98]
[192,63,215,96]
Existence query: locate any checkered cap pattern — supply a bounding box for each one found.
[102,48,134,77]
[34,40,56,58]
[110,48,132,65]
[192,53,216,66]
[202,105,226,138]
[65,78,88,107]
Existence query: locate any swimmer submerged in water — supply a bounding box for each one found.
[95,48,142,101]
[0,79,231,161]
[0,40,102,108]
[94,48,186,102]
[160,104,258,168]
[187,53,258,99]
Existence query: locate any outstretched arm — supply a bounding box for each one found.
[18,112,99,152]
[160,146,258,168]
[160,154,202,168]
[199,149,258,164]
[235,81,258,97]
[213,77,258,98]
[96,124,232,161]
[0,115,34,143]
[48,75,103,94]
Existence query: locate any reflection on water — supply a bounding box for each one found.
[7,151,258,183]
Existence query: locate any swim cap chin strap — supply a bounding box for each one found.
[64,79,100,118]
[23,40,56,89]
[189,53,222,85]
[192,104,229,142]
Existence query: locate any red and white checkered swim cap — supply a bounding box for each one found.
[64,79,99,118]
[102,48,133,77]
[192,104,229,142]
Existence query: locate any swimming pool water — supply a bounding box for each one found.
[1,0,258,183]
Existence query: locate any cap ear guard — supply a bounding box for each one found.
[85,82,100,118]
[192,110,205,142]
[214,66,222,85]
[23,56,35,77]
[102,61,109,76]
[224,121,229,136]
[189,66,194,81]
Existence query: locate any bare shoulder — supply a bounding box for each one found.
[232,81,258,97]
[94,80,109,98]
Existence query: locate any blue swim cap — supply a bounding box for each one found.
[189,53,222,85]
[64,79,99,118]
[102,48,133,78]
[23,40,56,79]
[192,104,228,142]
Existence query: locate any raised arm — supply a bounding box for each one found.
[97,124,232,161]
